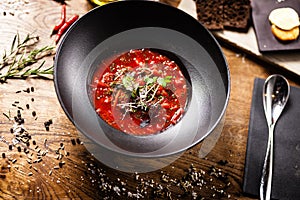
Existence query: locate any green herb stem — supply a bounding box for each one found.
[0,33,55,82]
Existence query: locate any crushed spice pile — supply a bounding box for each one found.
[0,86,70,179]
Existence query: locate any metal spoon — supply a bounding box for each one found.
[260,74,290,200]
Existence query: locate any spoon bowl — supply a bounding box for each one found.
[263,74,290,126]
[260,74,290,200]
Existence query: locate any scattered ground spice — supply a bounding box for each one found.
[77,159,233,199]
[0,86,71,184]
[0,86,234,199]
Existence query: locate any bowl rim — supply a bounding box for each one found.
[54,0,231,157]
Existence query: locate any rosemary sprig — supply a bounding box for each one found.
[1,33,39,68]
[0,33,55,83]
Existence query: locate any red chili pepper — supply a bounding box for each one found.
[55,14,79,44]
[51,4,66,36]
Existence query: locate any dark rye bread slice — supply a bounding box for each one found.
[195,0,251,32]
[223,0,251,32]
[195,0,224,30]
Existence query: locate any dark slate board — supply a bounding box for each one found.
[251,0,300,52]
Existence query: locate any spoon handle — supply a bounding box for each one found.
[260,124,274,200]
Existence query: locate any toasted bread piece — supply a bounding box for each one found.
[271,24,299,41]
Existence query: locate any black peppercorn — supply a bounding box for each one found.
[20,128,25,133]
[24,88,30,93]
[71,139,76,145]
[76,138,81,144]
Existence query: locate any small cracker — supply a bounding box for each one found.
[271,24,299,41]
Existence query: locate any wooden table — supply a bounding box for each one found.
[0,0,299,199]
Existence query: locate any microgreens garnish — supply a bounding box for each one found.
[122,72,138,92]
[157,76,172,87]
[116,71,173,113]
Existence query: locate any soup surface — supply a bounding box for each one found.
[91,49,188,135]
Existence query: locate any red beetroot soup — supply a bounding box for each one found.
[91,49,188,136]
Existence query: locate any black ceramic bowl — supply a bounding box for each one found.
[54,1,230,157]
